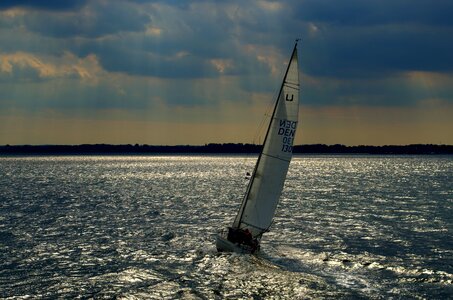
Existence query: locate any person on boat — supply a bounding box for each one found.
[243,228,259,252]
[227,227,252,245]
[227,227,240,244]
[244,228,252,241]
[226,227,259,253]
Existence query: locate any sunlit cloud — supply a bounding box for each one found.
[257,1,283,12]
[210,59,234,74]
[145,26,162,37]
[0,51,102,82]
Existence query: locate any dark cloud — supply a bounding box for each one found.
[0,0,88,11]
[98,47,219,78]
[300,25,453,78]
[94,43,271,81]
[294,0,453,27]
[291,0,453,79]
[19,1,150,38]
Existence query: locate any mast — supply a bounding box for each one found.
[232,41,300,233]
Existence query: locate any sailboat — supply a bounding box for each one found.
[216,41,300,254]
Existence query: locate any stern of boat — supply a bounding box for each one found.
[216,228,257,254]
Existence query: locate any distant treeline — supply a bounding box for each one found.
[0,143,452,155]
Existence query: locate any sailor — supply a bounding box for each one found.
[244,228,252,240]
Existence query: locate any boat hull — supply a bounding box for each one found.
[216,234,257,254]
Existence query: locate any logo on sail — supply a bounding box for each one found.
[285,94,294,101]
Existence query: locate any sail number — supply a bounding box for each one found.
[278,120,297,153]
[282,144,292,152]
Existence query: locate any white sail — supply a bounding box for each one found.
[232,44,300,237]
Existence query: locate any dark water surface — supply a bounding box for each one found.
[1,155,452,299]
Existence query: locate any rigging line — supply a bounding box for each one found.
[262,152,291,162]
[240,96,275,180]
[252,90,280,146]
[284,83,300,90]
[239,220,268,232]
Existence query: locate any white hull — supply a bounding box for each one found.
[216,234,257,254]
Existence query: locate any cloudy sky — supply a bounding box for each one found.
[1,0,452,145]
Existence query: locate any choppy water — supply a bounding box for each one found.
[0,155,452,299]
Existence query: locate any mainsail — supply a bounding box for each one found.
[232,43,300,238]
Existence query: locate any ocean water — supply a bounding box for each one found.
[0,155,452,299]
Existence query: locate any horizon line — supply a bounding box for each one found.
[1,143,452,155]
[1,143,452,147]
